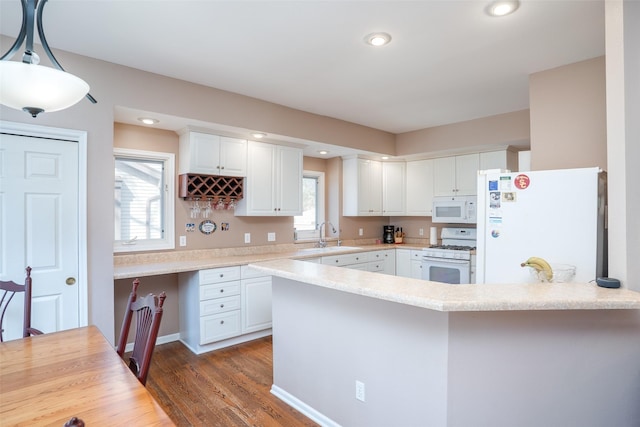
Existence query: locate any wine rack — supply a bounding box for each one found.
[178,174,244,201]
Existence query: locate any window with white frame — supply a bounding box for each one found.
[294,171,325,240]
[114,148,175,252]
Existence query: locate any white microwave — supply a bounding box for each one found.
[432,196,477,224]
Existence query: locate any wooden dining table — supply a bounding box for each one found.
[0,325,174,426]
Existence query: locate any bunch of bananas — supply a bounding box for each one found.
[521,256,553,282]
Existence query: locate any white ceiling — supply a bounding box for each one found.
[0,0,604,155]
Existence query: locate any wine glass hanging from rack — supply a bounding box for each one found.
[179,174,243,214]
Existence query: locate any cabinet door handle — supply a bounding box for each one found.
[219,273,224,278]
[220,166,225,170]
[220,320,225,324]
[220,289,224,293]
[220,304,225,308]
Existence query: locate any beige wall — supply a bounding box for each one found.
[529,56,607,171]
[395,110,531,157]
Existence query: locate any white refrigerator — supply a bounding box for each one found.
[476,167,606,284]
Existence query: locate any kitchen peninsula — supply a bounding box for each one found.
[248,259,640,427]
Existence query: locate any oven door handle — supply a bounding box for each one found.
[421,256,470,265]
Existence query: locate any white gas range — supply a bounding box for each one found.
[421,227,476,284]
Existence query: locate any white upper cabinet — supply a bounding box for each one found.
[276,145,304,215]
[343,158,383,216]
[479,149,518,172]
[406,159,434,216]
[433,153,479,196]
[234,141,302,216]
[179,131,247,177]
[382,162,406,216]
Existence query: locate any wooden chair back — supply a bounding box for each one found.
[116,278,166,385]
[0,266,43,342]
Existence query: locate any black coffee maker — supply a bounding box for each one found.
[383,225,395,244]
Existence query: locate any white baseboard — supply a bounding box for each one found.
[180,329,272,355]
[124,332,180,353]
[270,384,341,427]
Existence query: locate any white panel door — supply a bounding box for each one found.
[0,133,79,340]
[276,146,302,216]
[382,162,406,216]
[245,141,276,215]
[406,159,435,216]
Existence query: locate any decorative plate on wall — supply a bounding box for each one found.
[199,220,217,235]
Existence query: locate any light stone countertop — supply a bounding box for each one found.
[248,258,640,312]
[113,242,422,280]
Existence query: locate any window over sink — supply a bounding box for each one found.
[294,171,325,241]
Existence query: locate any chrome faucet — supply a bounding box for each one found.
[317,222,336,248]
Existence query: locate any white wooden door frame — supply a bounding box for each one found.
[0,120,88,327]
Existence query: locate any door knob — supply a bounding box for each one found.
[65,277,76,285]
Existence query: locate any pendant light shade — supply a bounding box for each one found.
[0,0,96,117]
[0,61,90,117]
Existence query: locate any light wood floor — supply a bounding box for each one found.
[146,336,319,427]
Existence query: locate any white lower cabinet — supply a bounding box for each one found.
[200,311,241,344]
[396,249,423,279]
[322,249,395,274]
[322,252,368,268]
[367,249,396,275]
[241,265,272,334]
[179,265,272,354]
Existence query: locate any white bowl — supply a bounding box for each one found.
[529,263,576,283]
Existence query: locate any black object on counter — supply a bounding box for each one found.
[596,277,621,288]
[383,225,395,244]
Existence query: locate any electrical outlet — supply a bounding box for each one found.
[244,233,251,244]
[355,380,365,402]
[179,235,187,246]
[268,232,276,242]
[358,228,363,236]
[419,228,424,236]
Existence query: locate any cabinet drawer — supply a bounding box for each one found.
[322,253,367,266]
[345,263,369,271]
[200,311,241,345]
[367,250,394,261]
[200,282,240,301]
[200,295,241,316]
[199,266,241,284]
[368,261,385,272]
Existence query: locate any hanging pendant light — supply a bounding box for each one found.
[0,0,96,118]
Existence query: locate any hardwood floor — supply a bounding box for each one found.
[146,336,319,427]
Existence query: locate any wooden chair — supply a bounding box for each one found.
[116,278,166,386]
[0,266,43,342]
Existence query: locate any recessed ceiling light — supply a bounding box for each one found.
[251,132,267,139]
[138,117,159,125]
[381,156,389,160]
[487,1,519,17]
[364,32,392,47]
[318,150,329,155]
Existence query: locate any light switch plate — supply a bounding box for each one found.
[244,233,251,243]
[267,232,276,242]
[179,235,187,246]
